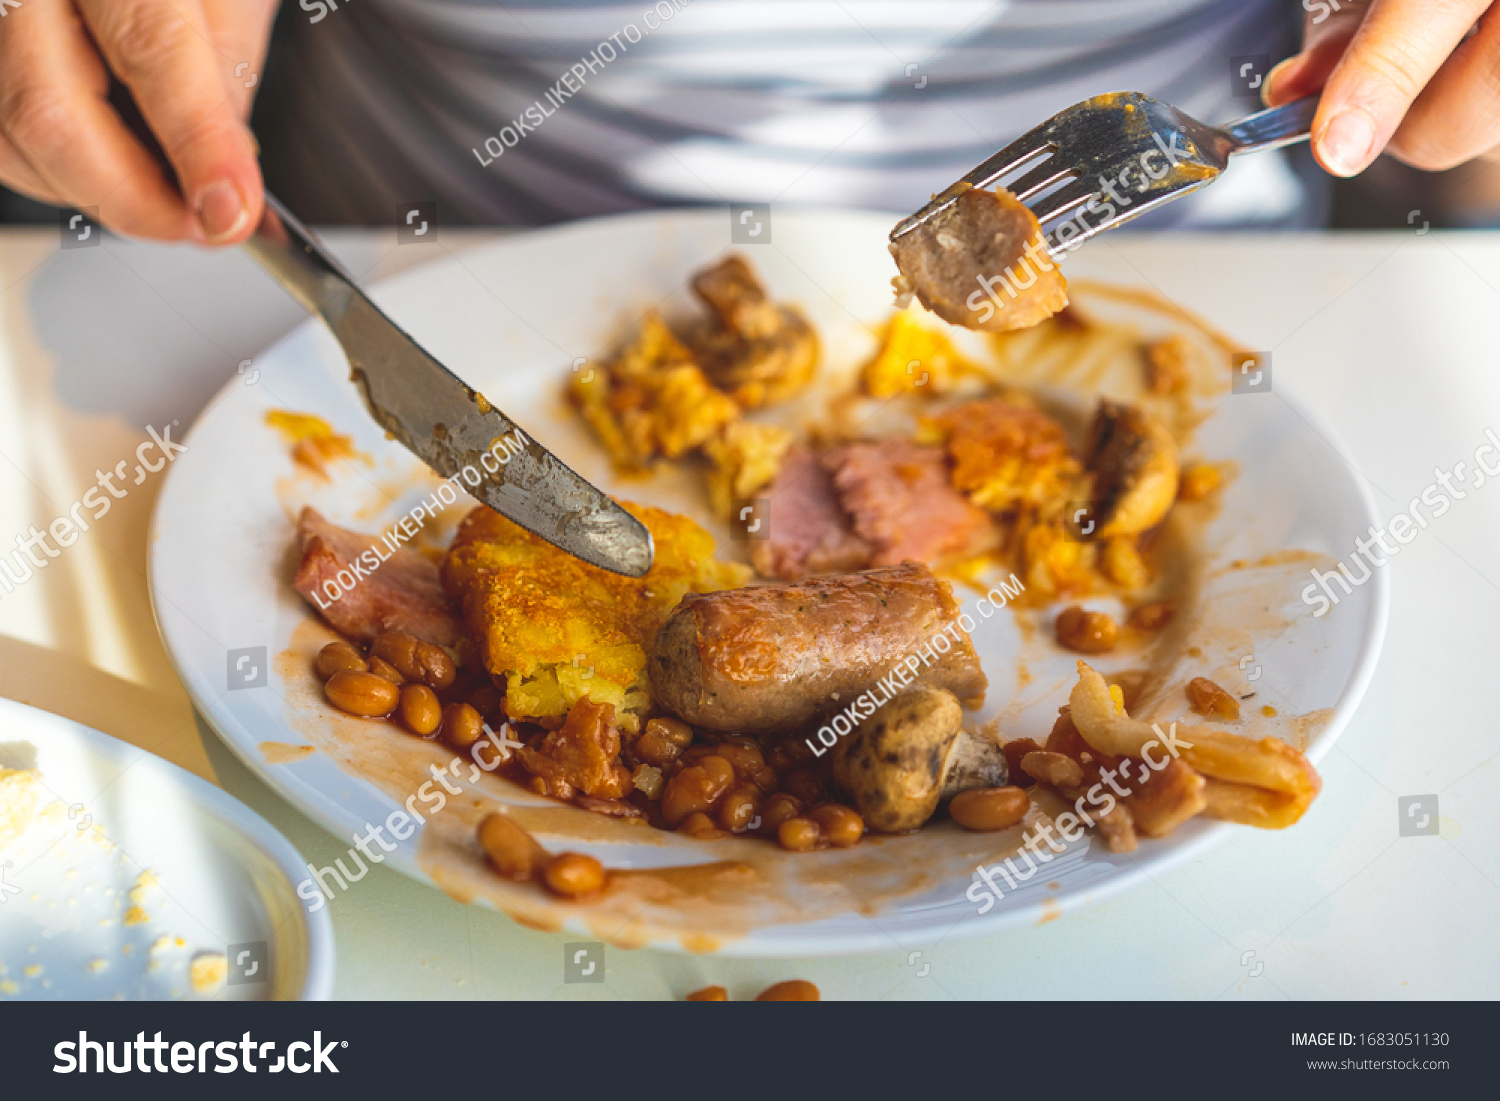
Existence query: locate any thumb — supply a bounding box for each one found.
[76,0,263,245]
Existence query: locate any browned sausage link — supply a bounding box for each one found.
[650,562,987,734]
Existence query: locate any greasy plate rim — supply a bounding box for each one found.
[148,207,1388,957]
[0,697,337,998]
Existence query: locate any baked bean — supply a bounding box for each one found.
[713,741,767,778]
[758,792,803,835]
[1178,463,1221,501]
[777,816,821,852]
[1127,602,1174,632]
[686,985,728,1001]
[787,738,816,763]
[1186,676,1240,720]
[660,759,736,827]
[755,980,820,1001]
[324,671,400,717]
[315,641,366,680]
[647,716,695,748]
[1000,738,1042,788]
[677,812,727,840]
[782,769,825,807]
[1021,750,1085,788]
[399,684,442,736]
[1055,605,1118,654]
[366,655,406,685]
[371,630,457,689]
[634,727,684,767]
[442,702,484,749]
[477,813,546,881]
[718,785,760,832]
[700,755,735,790]
[766,746,796,773]
[543,852,606,898]
[809,804,864,848]
[949,787,1030,832]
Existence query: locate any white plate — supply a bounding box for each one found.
[149,209,1386,956]
[0,699,334,998]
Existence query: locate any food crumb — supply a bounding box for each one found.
[129,869,161,905]
[86,958,107,973]
[0,980,16,995]
[123,906,149,926]
[1261,705,1278,717]
[260,742,317,764]
[23,964,42,978]
[189,952,227,994]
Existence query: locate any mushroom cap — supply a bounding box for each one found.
[833,686,964,833]
[1087,400,1179,539]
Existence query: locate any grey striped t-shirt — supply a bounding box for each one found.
[259,0,1318,228]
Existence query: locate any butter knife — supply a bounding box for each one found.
[244,193,654,578]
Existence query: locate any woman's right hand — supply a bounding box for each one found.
[0,0,279,244]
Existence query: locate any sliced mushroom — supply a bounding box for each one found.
[1085,399,1179,539]
[682,255,819,407]
[832,686,1008,832]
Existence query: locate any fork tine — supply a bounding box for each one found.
[1028,177,1101,225]
[1005,159,1072,204]
[890,118,1058,239]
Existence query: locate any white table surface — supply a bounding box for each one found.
[0,224,1496,1000]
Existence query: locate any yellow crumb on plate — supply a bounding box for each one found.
[0,768,41,851]
[123,906,149,926]
[0,980,16,995]
[23,964,42,978]
[128,869,160,905]
[86,958,107,973]
[259,742,316,764]
[189,952,227,994]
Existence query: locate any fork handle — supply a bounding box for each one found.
[1226,95,1320,155]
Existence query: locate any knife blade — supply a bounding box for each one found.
[244,193,654,578]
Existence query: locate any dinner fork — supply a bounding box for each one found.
[890,93,1319,251]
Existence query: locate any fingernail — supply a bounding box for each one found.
[1262,57,1299,105]
[1317,107,1377,177]
[194,180,248,243]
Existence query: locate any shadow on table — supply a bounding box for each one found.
[0,633,215,782]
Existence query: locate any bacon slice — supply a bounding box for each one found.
[291,507,462,648]
[826,440,990,567]
[751,445,871,580]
